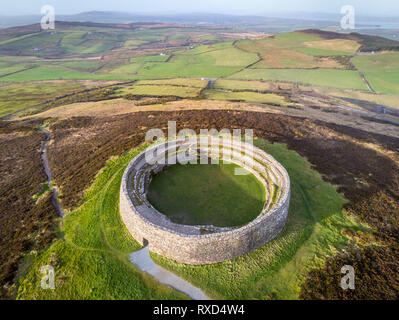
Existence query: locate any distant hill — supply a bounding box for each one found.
[1,11,398,39]
[302,29,399,52]
[0,11,341,32]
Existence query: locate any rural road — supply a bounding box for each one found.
[130,246,211,300]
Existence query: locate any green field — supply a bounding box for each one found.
[213,79,273,91]
[54,60,106,73]
[116,84,202,98]
[136,43,258,78]
[1,26,397,94]
[0,81,100,117]
[273,32,322,44]
[362,71,399,94]
[352,53,399,94]
[131,55,170,63]
[229,68,369,90]
[204,89,289,105]
[137,62,240,78]
[0,64,31,77]
[147,163,265,227]
[136,78,208,88]
[0,66,152,82]
[351,53,399,72]
[294,47,352,57]
[109,62,143,75]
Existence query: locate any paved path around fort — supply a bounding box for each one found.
[130,246,210,300]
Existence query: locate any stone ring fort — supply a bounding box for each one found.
[120,137,290,265]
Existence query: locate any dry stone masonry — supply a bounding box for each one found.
[120,137,290,265]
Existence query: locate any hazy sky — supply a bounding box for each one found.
[2,0,399,16]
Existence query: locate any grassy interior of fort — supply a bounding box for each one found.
[146,162,265,227]
[15,138,367,299]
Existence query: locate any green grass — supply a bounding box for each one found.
[170,46,258,67]
[362,71,399,94]
[229,68,368,90]
[0,66,154,82]
[204,89,289,105]
[150,139,368,299]
[0,81,96,117]
[137,62,240,78]
[136,78,209,88]
[274,32,322,43]
[0,64,30,77]
[109,62,143,75]
[214,79,272,91]
[136,43,257,78]
[32,182,50,202]
[54,60,105,73]
[351,53,399,94]
[16,145,187,300]
[294,47,352,56]
[116,84,202,98]
[131,55,170,63]
[147,162,265,227]
[351,53,399,72]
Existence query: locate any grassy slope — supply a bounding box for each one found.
[117,84,201,98]
[147,163,265,227]
[0,66,157,82]
[151,139,368,299]
[0,81,97,117]
[16,145,187,300]
[229,68,368,90]
[137,43,258,78]
[137,78,208,88]
[294,47,352,56]
[204,89,289,106]
[352,53,399,94]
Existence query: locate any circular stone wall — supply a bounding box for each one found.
[120,137,290,265]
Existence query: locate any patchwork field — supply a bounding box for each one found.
[352,53,399,94]
[236,38,344,69]
[0,80,114,117]
[136,78,208,88]
[204,89,289,105]
[116,84,202,98]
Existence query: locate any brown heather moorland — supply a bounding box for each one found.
[0,120,57,299]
